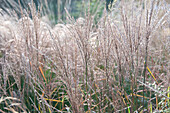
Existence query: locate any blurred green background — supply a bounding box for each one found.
[0,0,119,24]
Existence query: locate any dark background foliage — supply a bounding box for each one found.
[0,0,116,23]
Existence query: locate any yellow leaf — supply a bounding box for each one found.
[150,103,152,113]
[50,87,58,96]
[147,67,158,84]
[131,93,150,99]
[39,66,47,83]
[44,98,62,102]
[117,90,126,105]
[48,107,52,113]
[38,104,42,113]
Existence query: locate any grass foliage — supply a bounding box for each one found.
[0,0,169,112]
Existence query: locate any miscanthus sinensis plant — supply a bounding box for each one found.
[0,0,169,112]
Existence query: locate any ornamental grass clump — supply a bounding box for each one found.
[0,0,169,112]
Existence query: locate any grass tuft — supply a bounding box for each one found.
[0,0,169,112]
